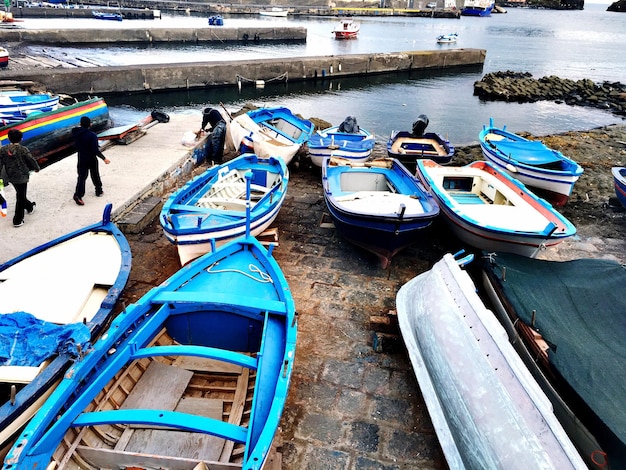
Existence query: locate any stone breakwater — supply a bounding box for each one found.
[474,71,626,117]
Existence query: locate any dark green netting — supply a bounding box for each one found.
[483,252,626,467]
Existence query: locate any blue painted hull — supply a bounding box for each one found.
[322,157,439,267]
[0,204,131,455]
[3,235,296,470]
[308,126,375,167]
[613,167,626,208]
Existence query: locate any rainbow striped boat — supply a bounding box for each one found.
[0,97,110,168]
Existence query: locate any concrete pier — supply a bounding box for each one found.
[0,49,486,96]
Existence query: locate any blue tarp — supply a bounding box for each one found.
[0,311,90,366]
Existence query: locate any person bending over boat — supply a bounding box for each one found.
[199,107,227,163]
[0,129,40,227]
[72,116,110,206]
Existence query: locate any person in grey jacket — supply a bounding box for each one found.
[0,129,40,227]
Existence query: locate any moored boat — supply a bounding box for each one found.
[0,48,8,69]
[479,118,583,206]
[436,33,458,43]
[228,106,314,165]
[612,166,626,207]
[308,116,375,167]
[160,153,288,265]
[259,7,288,16]
[396,253,587,469]
[92,10,123,21]
[415,159,576,257]
[481,252,626,469]
[3,232,297,470]
[0,97,110,168]
[387,115,454,171]
[332,17,359,39]
[322,156,439,268]
[0,93,60,125]
[461,0,494,16]
[0,203,131,461]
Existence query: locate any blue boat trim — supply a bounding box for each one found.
[130,344,259,370]
[152,291,287,316]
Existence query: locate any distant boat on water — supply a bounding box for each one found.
[259,7,288,17]
[461,0,494,16]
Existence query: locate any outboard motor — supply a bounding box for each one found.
[338,116,360,133]
[411,114,429,137]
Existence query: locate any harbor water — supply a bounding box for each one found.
[16,2,626,145]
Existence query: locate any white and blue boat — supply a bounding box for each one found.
[322,157,439,268]
[479,118,583,206]
[228,106,314,165]
[3,231,297,470]
[0,93,60,124]
[0,203,131,457]
[612,167,626,208]
[461,0,494,16]
[308,117,375,167]
[92,10,123,21]
[415,159,577,257]
[160,153,288,265]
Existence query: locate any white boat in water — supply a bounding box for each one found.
[396,253,587,469]
[259,7,288,16]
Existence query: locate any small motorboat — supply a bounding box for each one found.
[308,116,375,167]
[160,153,288,265]
[332,17,360,39]
[0,203,131,459]
[92,10,123,21]
[3,233,297,470]
[0,48,8,69]
[396,252,586,469]
[612,166,626,207]
[228,106,314,165]
[436,33,458,44]
[208,15,224,25]
[259,7,288,16]
[479,118,584,206]
[387,114,455,171]
[322,156,439,268]
[0,93,60,124]
[415,159,577,257]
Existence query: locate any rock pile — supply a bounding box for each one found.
[473,71,626,116]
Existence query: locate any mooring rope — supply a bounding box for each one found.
[235,72,289,84]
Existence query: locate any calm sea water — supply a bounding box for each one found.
[20,3,626,144]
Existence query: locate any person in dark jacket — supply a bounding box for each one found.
[199,107,227,164]
[0,129,40,227]
[72,115,110,206]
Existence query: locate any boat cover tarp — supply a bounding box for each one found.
[484,252,626,466]
[0,311,90,366]
[491,140,562,165]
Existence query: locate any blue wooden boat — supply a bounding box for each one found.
[308,117,375,167]
[415,159,576,257]
[0,97,110,168]
[482,252,626,469]
[397,253,586,469]
[0,203,131,459]
[0,93,60,124]
[461,0,494,16]
[160,153,288,265]
[322,156,439,268]
[612,167,626,208]
[228,106,314,165]
[479,118,583,206]
[3,233,297,470]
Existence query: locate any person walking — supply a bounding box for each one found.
[0,129,40,227]
[72,115,110,206]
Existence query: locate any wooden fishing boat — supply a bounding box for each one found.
[396,253,586,469]
[0,97,110,168]
[415,159,576,257]
[332,17,359,39]
[387,115,455,171]
[308,117,375,167]
[0,93,60,124]
[479,118,583,206]
[612,166,626,208]
[481,252,626,469]
[3,233,297,470]
[322,156,439,268]
[461,0,494,16]
[228,106,314,165]
[160,153,288,265]
[0,203,131,460]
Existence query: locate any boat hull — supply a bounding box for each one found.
[3,235,296,470]
[396,253,586,468]
[322,157,439,267]
[415,159,576,257]
[0,97,110,167]
[0,203,131,459]
[0,94,60,124]
[386,130,455,171]
[308,126,375,167]
[160,154,288,265]
[479,120,583,206]
[612,167,626,207]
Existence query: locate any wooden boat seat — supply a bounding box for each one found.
[130,344,259,371]
[152,290,288,316]
[196,169,272,209]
